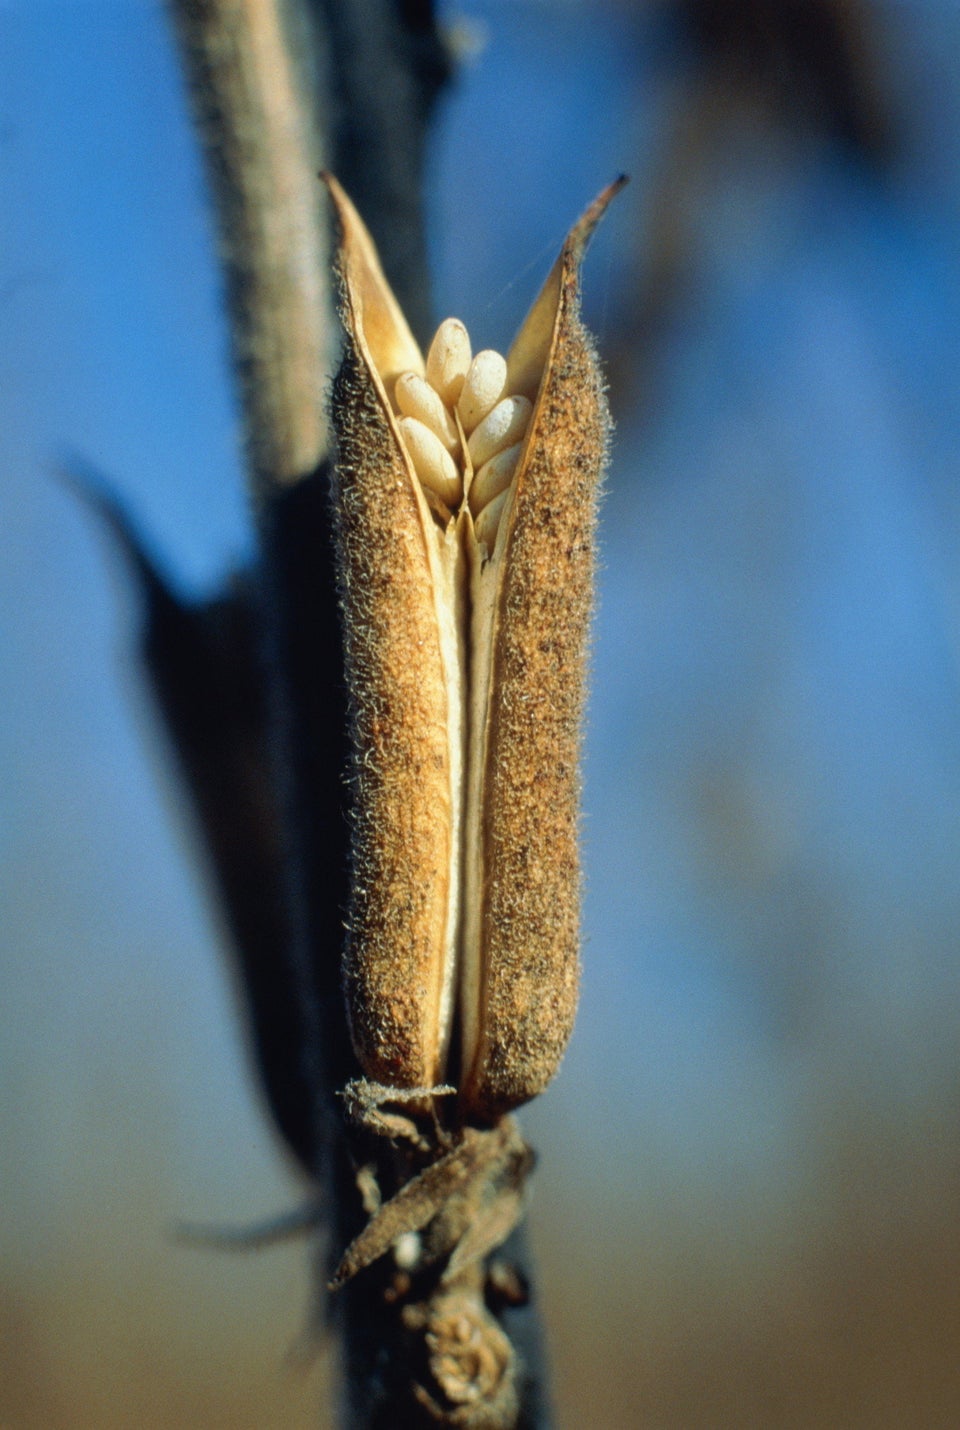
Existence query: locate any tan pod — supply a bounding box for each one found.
[326,173,624,1120]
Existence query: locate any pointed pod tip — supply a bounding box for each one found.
[318,169,344,201]
[322,173,424,380]
[319,170,353,234]
[506,175,628,399]
[565,174,630,267]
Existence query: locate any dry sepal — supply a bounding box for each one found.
[326,173,625,1125]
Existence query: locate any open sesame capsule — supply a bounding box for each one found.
[325,171,624,1119]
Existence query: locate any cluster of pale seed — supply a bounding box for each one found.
[394,318,533,548]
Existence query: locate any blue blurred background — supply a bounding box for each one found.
[4,1,960,1424]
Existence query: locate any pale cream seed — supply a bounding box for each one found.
[395,372,461,455]
[401,324,525,527]
[457,351,508,434]
[425,318,472,406]
[473,487,511,550]
[399,416,462,508]
[469,442,524,516]
[467,395,532,471]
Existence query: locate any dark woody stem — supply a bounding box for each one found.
[159,1,553,1426]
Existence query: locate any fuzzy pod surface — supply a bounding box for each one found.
[326,174,625,1121]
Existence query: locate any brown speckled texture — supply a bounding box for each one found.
[463,267,609,1120]
[329,177,621,1123]
[332,328,452,1090]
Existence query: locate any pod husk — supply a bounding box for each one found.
[460,185,621,1119]
[326,174,623,1116]
[327,174,459,1091]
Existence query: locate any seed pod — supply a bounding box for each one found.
[326,174,463,1093]
[324,172,625,1121]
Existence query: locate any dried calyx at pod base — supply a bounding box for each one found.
[325,173,624,1426]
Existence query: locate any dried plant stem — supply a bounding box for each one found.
[169,0,334,498]
[161,2,555,1426]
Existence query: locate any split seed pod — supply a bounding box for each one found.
[326,173,624,1122]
